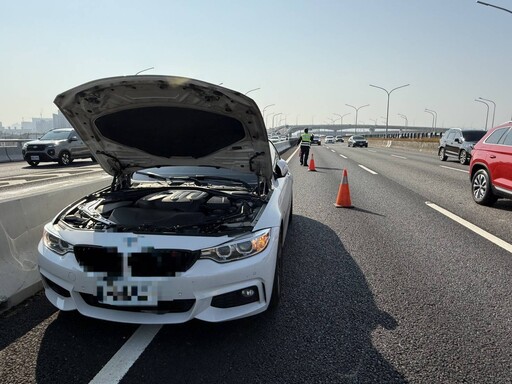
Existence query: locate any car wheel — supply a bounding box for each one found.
[58,151,72,166]
[459,150,469,165]
[269,232,283,309]
[438,147,447,161]
[27,160,39,166]
[472,169,498,206]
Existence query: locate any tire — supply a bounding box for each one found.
[58,151,72,166]
[269,232,283,309]
[459,150,469,165]
[27,160,39,166]
[472,169,498,206]
[438,147,447,161]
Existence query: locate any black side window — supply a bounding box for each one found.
[500,129,512,146]
[485,128,508,144]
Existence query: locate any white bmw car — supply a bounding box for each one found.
[37,75,293,324]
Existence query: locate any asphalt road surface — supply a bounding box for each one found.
[1,144,511,383]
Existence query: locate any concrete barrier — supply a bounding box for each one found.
[6,146,23,162]
[0,147,10,163]
[0,179,109,312]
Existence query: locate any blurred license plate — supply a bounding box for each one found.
[97,279,157,306]
[30,156,39,160]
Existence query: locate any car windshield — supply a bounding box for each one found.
[39,130,71,140]
[463,131,486,141]
[353,136,365,140]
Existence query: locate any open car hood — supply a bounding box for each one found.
[54,75,271,183]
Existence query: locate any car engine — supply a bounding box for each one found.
[60,187,264,235]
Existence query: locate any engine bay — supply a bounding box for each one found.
[60,187,265,235]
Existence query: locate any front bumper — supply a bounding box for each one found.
[38,228,279,324]
[22,150,59,162]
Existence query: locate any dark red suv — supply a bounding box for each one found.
[469,122,512,205]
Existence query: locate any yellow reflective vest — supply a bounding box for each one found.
[300,133,312,146]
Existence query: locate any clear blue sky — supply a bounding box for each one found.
[1,0,511,129]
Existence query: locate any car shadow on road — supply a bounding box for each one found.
[31,216,407,383]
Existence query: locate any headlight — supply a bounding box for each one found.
[43,228,73,255]
[22,142,28,150]
[200,229,271,263]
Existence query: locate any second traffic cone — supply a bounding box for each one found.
[308,153,317,171]
[334,169,353,208]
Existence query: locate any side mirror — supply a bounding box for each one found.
[274,159,289,178]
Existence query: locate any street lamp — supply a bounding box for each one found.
[398,113,408,126]
[272,113,282,129]
[245,87,260,96]
[334,113,351,125]
[479,97,496,128]
[369,83,410,138]
[134,67,155,75]
[475,99,490,130]
[262,104,275,124]
[345,104,369,134]
[425,108,437,129]
[425,109,436,129]
[476,1,512,14]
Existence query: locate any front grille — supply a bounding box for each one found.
[80,293,195,313]
[27,144,46,151]
[74,245,123,275]
[128,249,200,276]
[73,245,200,276]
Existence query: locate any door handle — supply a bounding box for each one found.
[490,155,496,159]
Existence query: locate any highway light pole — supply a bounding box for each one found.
[345,104,369,135]
[478,97,496,129]
[398,113,408,127]
[262,104,275,125]
[370,83,410,138]
[476,1,512,14]
[425,108,437,129]
[245,87,260,96]
[272,113,282,129]
[334,113,350,135]
[475,99,490,130]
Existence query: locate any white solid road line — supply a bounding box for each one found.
[391,154,407,159]
[426,202,512,254]
[358,164,378,175]
[89,324,162,384]
[440,165,469,174]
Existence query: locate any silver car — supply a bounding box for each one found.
[22,128,92,166]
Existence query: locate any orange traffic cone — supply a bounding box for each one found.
[308,153,317,171]
[334,169,353,208]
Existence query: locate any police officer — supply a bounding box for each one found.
[297,128,313,166]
